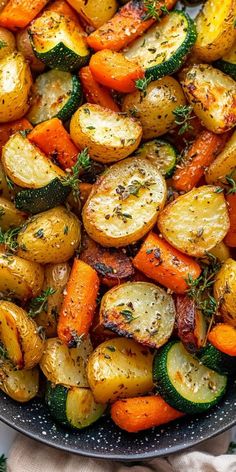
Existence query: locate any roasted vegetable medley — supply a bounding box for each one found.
[0,0,236,435]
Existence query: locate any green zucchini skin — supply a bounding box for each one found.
[197,343,236,376]
[45,383,69,427]
[153,340,228,414]
[15,178,71,214]
[134,139,177,178]
[31,41,90,72]
[57,75,83,122]
[215,60,236,81]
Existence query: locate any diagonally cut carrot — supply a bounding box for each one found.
[0,0,49,30]
[79,67,120,112]
[208,323,236,356]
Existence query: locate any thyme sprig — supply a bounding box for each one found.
[28,287,56,318]
[0,227,20,253]
[0,455,7,472]
[61,148,91,200]
[143,0,169,20]
[135,76,152,95]
[173,105,194,135]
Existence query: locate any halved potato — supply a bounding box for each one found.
[0,27,15,60]
[40,337,93,387]
[2,132,65,188]
[87,337,154,403]
[0,363,39,402]
[67,0,117,28]
[100,282,175,348]
[206,130,236,184]
[0,52,32,123]
[214,258,236,327]
[70,103,142,163]
[0,301,45,369]
[194,0,236,61]
[0,250,44,301]
[175,295,207,353]
[17,206,81,264]
[181,64,236,133]
[0,197,27,231]
[158,185,230,257]
[207,241,230,263]
[83,157,167,247]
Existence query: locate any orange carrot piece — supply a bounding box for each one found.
[79,67,120,112]
[172,130,228,192]
[79,182,93,206]
[111,396,184,433]
[208,323,236,356]
[87,0,177,52]
[133,232,201,294]
[89,50,144,93]
[28,118,79,170]
[46,0,85,32]
[0,0,49,30]
[0,119,33,154]
[57,259,99,345]
[224,194,236,247]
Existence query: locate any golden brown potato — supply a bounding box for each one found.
[206,130,236,184]
[17,206,81,264]
[181,64,236,134]
[175,295,207,353]
[0,197,27,231]
[214,258,236,327]
[0,27,15,60]
[83,157,167,247]
[67,0,117,28]
[122,76,186,140]
[0,363,39,402]
[70,104,142,163]
[208,242,231,263]
[16,29,45,72]
[87,337,154,403]
[0,163,15,201]
[0,52,32,123]
[0,251,44,301]
[0,301,45,369]
[158,185,230,257]
[35,262,71,337]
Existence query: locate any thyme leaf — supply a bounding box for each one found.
[173,105,194,135]
[0,227,20,253]
[28,287,56,317]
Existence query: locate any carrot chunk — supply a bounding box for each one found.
[79,66,120,112]
[208,323,236,356]
[0,0,49,30]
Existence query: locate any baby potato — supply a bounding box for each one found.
[214,258,236,327]
[181,64,236,133]
[67,0,117,28]
[0,197,27,231]
[83,157,167,247]
[122,76,186,140]
[158,185,230,257]
[17,206,81,264]
[0,250,44,301]
[0,52,32,123]
[87,337,154,403]
[0,301,45,369]
[0,27,15,60]
[16,29,45,73]
[206,130,236,184]
[0,363,39,402]
[70,104,142,163]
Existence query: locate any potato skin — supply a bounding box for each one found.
[16,29,45,73]
[0,197,27,231]
[67,0,117,29]
[175,295,207,353]
[17,206,81,264]
[206,130,236,184]
[214,258,236,327]
[122,77,186,140]
[0,52,32,123]
[0,27,15,60]
[0,363,39,402]
[87,337,154,403]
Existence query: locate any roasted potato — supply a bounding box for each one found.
[0,197,27,231]
[70,104,142,163]
[122,77,186,140]
[40,337,92,387]
[35,262,71,337]
[0,251,44,301]
[87,337,154,403]
[0,301,45,369]
[214,258,236,327]
[100,282,175,348]
[83,157,167,247]
[158,185,230,257]
[0,362,39,402]
[16,29,45,73]
[0,27,15,60]
[67,0,117,28]
[175,295,207,353]
[206,130,236,184]
[194,0,236,61]
[17,206,81,264]
[207,242,230,263]
[0,163,15,200]
[0,52,32,123]
[181,64,236,134]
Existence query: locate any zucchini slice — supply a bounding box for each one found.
[153,340,227,414]
[27,69,82,125]
[15,178,71,214]
[45,383,106,429]
[29,11,90,72]
[134,139,177,178]
[215,41,236,80]
[123,11,197,80]
[197,343,236,376]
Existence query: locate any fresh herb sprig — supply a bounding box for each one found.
[120,309,139,323]
[173,105,194,135]
[28,287,56,318]
[225,172,236,194]
[0,40,6,49]
[135,76,152,95]
[143,0,169,20]
[61,148,91,201]
[0,455,7,472]
[0,227,20,253]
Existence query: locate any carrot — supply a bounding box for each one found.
[224,194,236,247]
[208,323,236,356]
[172,130,229,192]
[79,182,93,206]
[57,259,99,345]
[89,50,144,93]
[0,0,49,30]
[0,119,33,154]
[46,0,84,32]
[28,118,79,170]
[79,67,120,112]
[87,0,177,52]
[111,396,184,433]
[133,232,201,294]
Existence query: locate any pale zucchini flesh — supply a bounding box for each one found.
[134,139,177,177]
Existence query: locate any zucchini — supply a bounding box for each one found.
[45,382,106,429]
[153,340,227,414]
[123,10,197,80]
[197,343,236,376]
[134,139,177,178]
[29,11,90,72]
[27,69,82,125]
[15,178,71,214]
[215,42,236,80]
